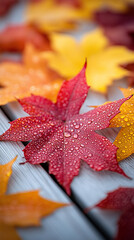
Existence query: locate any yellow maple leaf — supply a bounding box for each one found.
[110,88,134,161]
[0,157,68,239]
[42,29,134,93]
[0,44,63,105]
[26,0,90,33]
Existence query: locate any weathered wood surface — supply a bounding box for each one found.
[0,109,104,240]
[1,1,134,239]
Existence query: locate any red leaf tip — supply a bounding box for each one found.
[84,59,87,69]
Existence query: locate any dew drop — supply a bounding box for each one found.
[6,171,11,177]
[75,124,80,129]
[73,134,78,139]
[64,132,71,138]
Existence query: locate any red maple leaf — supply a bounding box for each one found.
[94,187,134,240]
[0,64,130,194]
[115,205,134,240]
[0,24,51,53]
[94,7,134,50]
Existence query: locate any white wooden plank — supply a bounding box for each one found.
[72,84,134,236]
[0,109,104,240]
[107,79,128,102]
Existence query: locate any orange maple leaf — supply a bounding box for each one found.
[0,157,68,239]
[0,24,51,53]
[0,44,63,105]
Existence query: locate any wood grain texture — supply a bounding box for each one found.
[0,110,104,240]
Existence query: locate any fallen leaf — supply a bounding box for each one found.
[94,6,134,28]
[95,187,134,210]
[0,156,17,196]
[0,0,18,17]
[42,28,134,93]
[0,158,67,239]
[25,0,90,33]
[93,187,134,240]
[110,88,134,161]
[115,205,134,240]
[0,64,130,194]
[122,62,134,72]
[0,24,51,53]
[94,7,134,50]
[0,190,67,226]
[0,44,63,105]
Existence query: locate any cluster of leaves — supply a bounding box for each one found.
[0,0,134,99]
[1,28,134,99]
[25,0,134,32]
[0,65,131,194]
[0,157,67,240]
[1,1,134,239]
